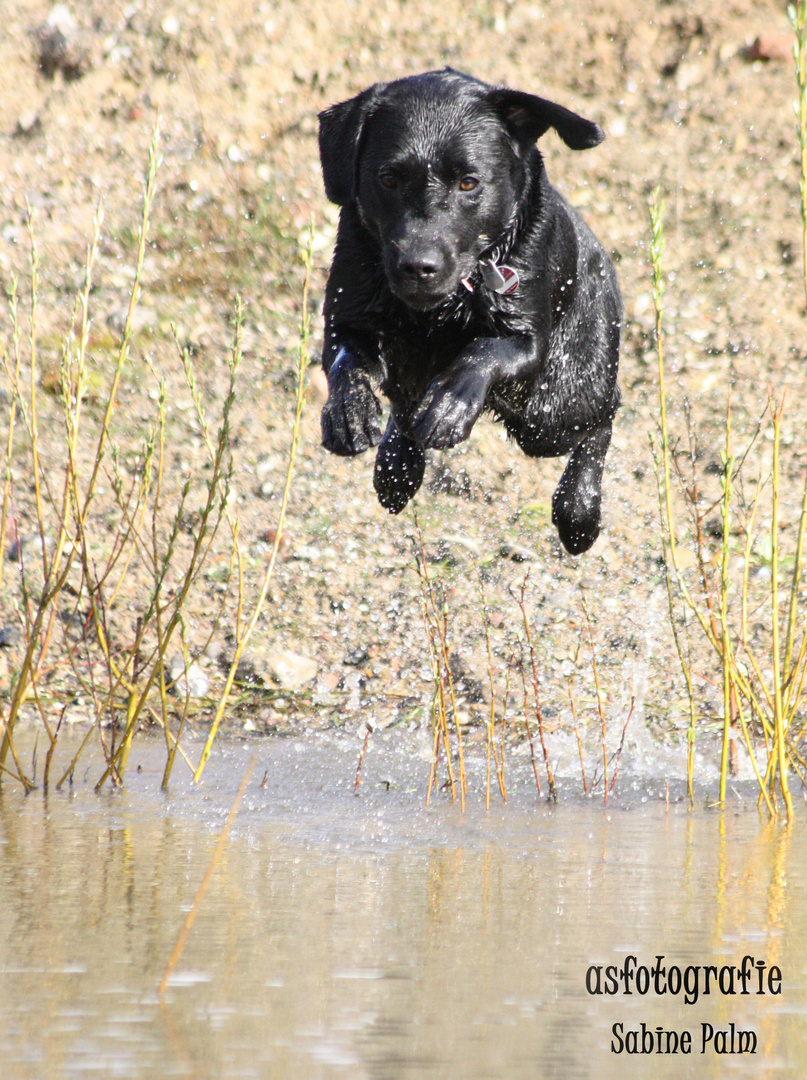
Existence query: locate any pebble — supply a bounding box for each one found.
[256,454,281,478]
[294,545,321,562]
[264,649,317,690]
[221,651,263,686]
[167,653,210,698]
[14,111,41,138]
[35,5,91,80]
[106,304,157,335]
[7,535,55,562]
[500,542,535,562]
[0,626,22,648]
[161,15,181,36]
[45,4,77,35]
[428,462,474,498]
[440,534,482,559]
[343,646,369,667]
[63,706,91,725]
[313,676,336,706]
[429,539,458,566]
[747,34,791,63]
[202,635,227,664]
[674,548,697,571]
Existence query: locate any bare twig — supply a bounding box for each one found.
[354,723,372,793]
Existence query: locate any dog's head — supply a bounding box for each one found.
[319,69,603,311]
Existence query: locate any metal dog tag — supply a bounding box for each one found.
[480,259,519,295]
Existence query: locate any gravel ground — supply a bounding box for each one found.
[1,0,806,787]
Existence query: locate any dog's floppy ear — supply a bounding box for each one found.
[318,85,383,205]
[489,88,604,152]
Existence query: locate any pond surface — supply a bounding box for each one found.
[0,730,806,1079]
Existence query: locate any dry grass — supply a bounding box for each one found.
[651,188,807,821]
[410,528,640,807]
[0,124,313,792]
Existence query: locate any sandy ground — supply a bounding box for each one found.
[1,0,806,783]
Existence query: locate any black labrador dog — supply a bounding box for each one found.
[318,68,621,554]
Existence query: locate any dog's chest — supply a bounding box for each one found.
[378,319,477,404]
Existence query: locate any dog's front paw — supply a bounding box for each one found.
[409,372,487,449]
[321,371,384,456]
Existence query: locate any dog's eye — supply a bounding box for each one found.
[459,176,479,192]
[378,173,398,190]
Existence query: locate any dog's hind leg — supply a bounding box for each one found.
[551,423,612,555]
[373,417,426,514]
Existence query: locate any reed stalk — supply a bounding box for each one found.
[412,519,465,809]
[0,280,21,601]
[354,723,372,793]
[496,653,512,803]
[0,122,302,793]
[718,401,734,804]
[478,570,505,808]
[518,661,542,797]
[784,469,807,686]
[768,394,793,819]
[0,204,108,784]
[437,585,466,808]
[413,522,458,806]
[567,679,588,794]
[608,697,635,796]
[788,1,807,309]
[512,575,556,800]
[582,594,607,801]
[649,190,801,817]
[192,225,314,783]
[649,191,699,802]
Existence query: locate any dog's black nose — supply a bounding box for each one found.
[385,242,454,308]
[398,251,442,282]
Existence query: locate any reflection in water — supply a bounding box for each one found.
[0,733,805,1079]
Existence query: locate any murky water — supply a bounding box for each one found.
[1,731,806,1079]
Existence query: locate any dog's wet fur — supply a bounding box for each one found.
[317,68,621,555]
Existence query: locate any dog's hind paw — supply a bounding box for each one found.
[551,487,601,555]
[373,420,426,513]
[551,423,612,555]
